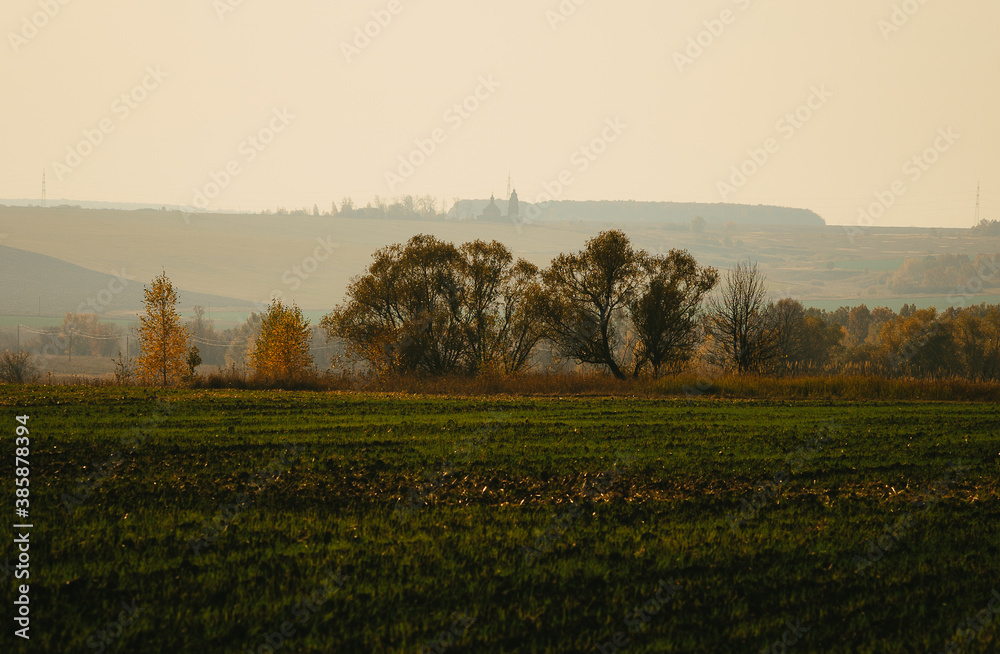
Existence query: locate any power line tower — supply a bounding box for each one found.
[974,182,981,227]
[507,172,512,200]
[41,169,46,208]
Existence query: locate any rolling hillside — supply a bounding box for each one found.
[0,244,254,317]
[3,205,1000,314]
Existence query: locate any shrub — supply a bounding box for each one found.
[0,350,40,384]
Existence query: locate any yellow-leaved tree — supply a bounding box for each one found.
[250,299,313,380]
[137,272,190,385]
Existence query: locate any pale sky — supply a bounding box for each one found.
[2,0,998,227]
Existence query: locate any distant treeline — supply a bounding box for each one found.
[9,230,1000,385]
[314,197,826,227]
[316,232,1000,382]
[887,253,1000,294]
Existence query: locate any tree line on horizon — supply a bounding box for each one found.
[5,230,1000,385]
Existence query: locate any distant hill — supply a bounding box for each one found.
[450,199,825,227]
[0,199,231,213]
[0,245,256,317]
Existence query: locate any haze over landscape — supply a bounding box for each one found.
[1,0,997,227]
[4,4,1000,653]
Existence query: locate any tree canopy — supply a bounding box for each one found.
[250,299,314,380]
[137,272,189,385]
[322,234,544,375]
[540,231,717,379]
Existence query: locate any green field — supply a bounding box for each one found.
[1,387,998,653]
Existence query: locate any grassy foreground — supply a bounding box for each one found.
[1,387,998,653]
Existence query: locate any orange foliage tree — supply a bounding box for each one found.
[250,299,313,380]
[137,272,190,385]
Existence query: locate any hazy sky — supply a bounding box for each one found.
[2,0,997,227]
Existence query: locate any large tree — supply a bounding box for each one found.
[250,299,314,380]
[456,240,544,374]
[705,260,780,373]
[629,250,718,376]
[137,272,190,385]
[539,230,642,379]
[323,235,543,375]
[540,231,716,379]
[769,298,843,373]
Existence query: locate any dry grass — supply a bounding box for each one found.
[13,365,1000,402]
[185,369,1000,402]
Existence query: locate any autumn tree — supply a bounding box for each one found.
[878,308,954,376]
[705,260,780,373]
[456,240,545,374]
[137,272,190,385]
[324,234,465,374]
[539,230,643,380]
[539,232,717,379]
[628,250,718,376]
[61,312,99,357]
[225,312,263,372]
[845,305,872,347]
[250,299,313,380]
[323,234,543,375]
[947,305,1000,381]
[769,298,844,373]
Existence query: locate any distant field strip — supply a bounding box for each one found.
[0,388,997,653]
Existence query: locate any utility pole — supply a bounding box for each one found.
[17,324,19,352]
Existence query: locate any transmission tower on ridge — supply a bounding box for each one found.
[975,182,981,227]
[41,169,46,208]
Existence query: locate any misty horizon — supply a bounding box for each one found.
[2,1,997,229]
